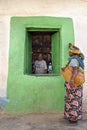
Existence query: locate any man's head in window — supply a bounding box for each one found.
[34,53,47,74]
[38,53,43,61]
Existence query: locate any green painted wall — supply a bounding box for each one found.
[6,16,74,113]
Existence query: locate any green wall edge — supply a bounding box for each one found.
[5,16,74,113]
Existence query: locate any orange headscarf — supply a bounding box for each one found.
[69,43,81,55]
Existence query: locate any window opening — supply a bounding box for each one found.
[31,32,52,74]
[25,30,60,76]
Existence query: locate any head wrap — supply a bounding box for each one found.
[68,43,85,69]
[69,43,81,55]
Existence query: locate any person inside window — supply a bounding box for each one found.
[33,53,47,74]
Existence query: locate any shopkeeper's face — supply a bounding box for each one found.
[38,54,43,61]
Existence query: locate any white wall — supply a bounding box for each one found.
[0,0,87,111]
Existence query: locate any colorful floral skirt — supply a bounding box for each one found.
[64,82,83,121]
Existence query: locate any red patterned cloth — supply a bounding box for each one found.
[64,82,83,121]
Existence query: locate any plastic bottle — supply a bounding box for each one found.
[48,62,52,73]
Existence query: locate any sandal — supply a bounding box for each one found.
[69,120,78,123]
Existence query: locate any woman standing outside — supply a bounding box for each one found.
[64,43,85,123]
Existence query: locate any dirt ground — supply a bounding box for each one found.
[0,110,87,130]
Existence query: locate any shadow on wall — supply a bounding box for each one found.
[0,97,9,109]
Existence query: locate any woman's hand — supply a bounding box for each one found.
[69,79,75,88]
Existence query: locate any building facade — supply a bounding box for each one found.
[0,0,87,113]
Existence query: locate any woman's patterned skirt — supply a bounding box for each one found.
[64,82,83,121]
